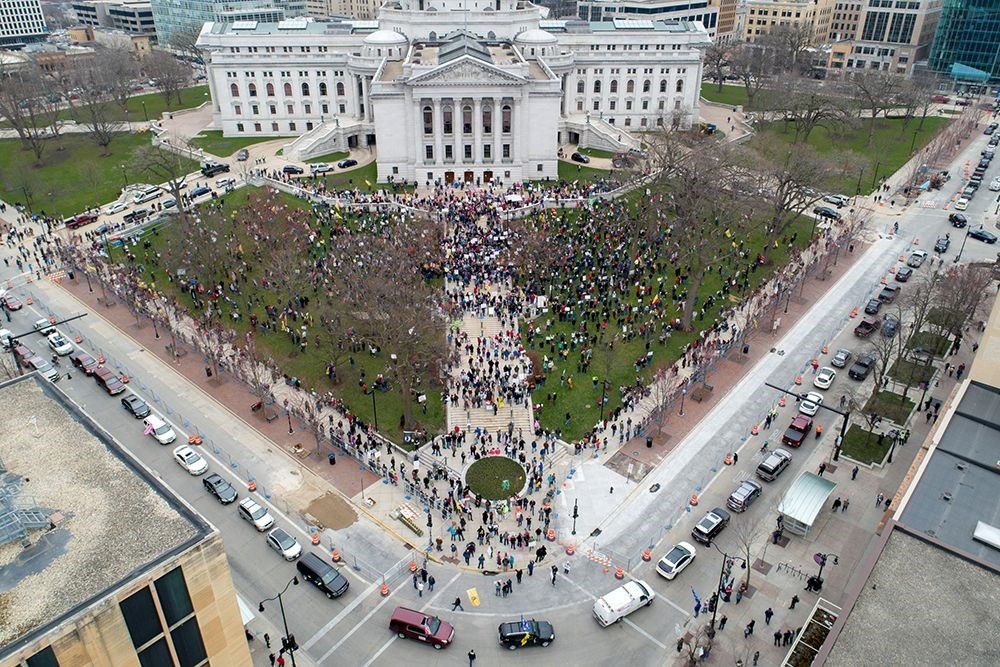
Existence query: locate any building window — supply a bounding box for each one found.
[484,144,491,159]
[502,144,510,158]
[392,166,399,174]
[610,79,618,93]
[445,145,453,159]
[252,105,259,115]
[254,122,262,131]
[286,104,294,114]
[235,105,242,115]
[576,80,584,93]
[319,82,328,96]
[501,105,511,133]
[463,106,472,134]
[304,104,311,114]
[610,101,616,110]
[626,101,632,110]
[269,105,276,114]
[322,103,329,114]
[120,568,206,667]
[248,83,257,97]
[464,144,472,159]
[643,80,650,92]
[230,83,239,97]
[266,82,274,96]
[676,80,683,93]
[577,100,584,111]
[593,80,601,94]
[593,100,600,111]
[426,145,434,160]
[443,107,453,134]
[25,646,58,667]
[626,80,634,93]
[306,122,313,130]
[624,118,631,127]
[660,80,667,93]
[237,122,244,132]
[284,82,292,96]
[423,106,433,134]
[482,106,492,133]
[337,82,345,96]
[301,82,310,96]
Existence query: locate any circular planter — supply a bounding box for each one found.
[463,456,527,501]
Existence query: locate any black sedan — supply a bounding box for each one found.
[121,394,151,418]
[498,619,555,650]
[864,298,882,315]
[934,237,950,253]
[949,213,967,228]
[337,158,358,169]
[812,206,842,221]
[894,267,913,282]
[282,164,305,175]
[190,186,211,198]
[969,227,998,244]
[570,152,590,164]
[203,473,238,504]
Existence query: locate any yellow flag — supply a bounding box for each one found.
[725,228,732,238]
[467,587,480,607]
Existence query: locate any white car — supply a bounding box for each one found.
[991,178,1000,192]
[173,444,208,475]
[655,541,696,580]
[310,162,333,174]
[266,527,302,561]
[954,198,969,211]
[799,391,824,416]
[33,319,56,335]
[143,414,177,444]
[814,367,837,390]
[104,201,128,215]
[47,332,73,356]
[823,194,850,207]
[238,497,275,531]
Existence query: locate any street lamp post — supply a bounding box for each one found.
[258,577,299,667]
[141,100,148,122]
[120,164,129,189]
[707,542,747,636]
[369,387,379,432]
[954,230,971,263]
[599,379,609,422]
[814,552,839,588]
[286,409,294,435]
[571,499,579,535]
[679,387,687,417]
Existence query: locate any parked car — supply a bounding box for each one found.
[282,165,304,175]
[26,356,60,382]
[337,159,359,169]
[848,353,875,380]
[190,186,211,198]
[895,266,913,282]
[812,206,842,220]
[236,148,250,161]
[498,619,555,650]
[201,162,229,177]
[203,473,238,504]
[690,507,730,545]
[727,479,763,512]
[173,444,208,475]
[882,316,899,337]
[934,237,951,253]
[907,250,928,268]
[65,212,98,229]
[990,178,1000,192]
[389,606,455,648]
[266,527,302,561]
[296,551,350,599]
[93,366,126,395]
[310,162,333,174]
[822,194,850,208]
[878,285,900,303]
[105,201,129,215]
[238,497,275,531]
[814,367,837,389]
[969,226,998,244]
[121,393,151,418]
[864,298,882,315]
[949,213,968,228]
[799,391,824,416]
[71,351,100,374]
[2,294,23,310]
[854,315,880,337]
[571,152,591,164]
[47,332,73,355]
[781,414,813,447]
[33,319,56,335]
[655,542,696,580]
[954,198,969,211]
[143,414,177,444]
[831,348,852,368]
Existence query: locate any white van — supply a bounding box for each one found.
[133,186,161,204]
[593,580,655,626]
[215,176,236,190]
[0,328,12,349]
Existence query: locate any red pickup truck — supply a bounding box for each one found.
[65,212,98,229]
[782,414,813,447]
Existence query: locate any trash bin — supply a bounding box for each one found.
[646,436,653,449]
[329,453,336,465]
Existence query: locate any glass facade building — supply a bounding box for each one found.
[150,0,305,46]
[928,0,1000,79]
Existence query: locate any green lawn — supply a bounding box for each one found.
[753,116,950,196]
[111,186,441,444]
[58,85,210,125]
[558,160,611,182]
[907,330,950,356]
[928,306,963,333]
[864,390,916,425]
[528,204,815,440]
[189,131,289,157]
[0,132,199,218]
[700,82,751,108]
[889,358,936,386]
[578,147,616,160]
[316,162,380,191]
[465,457,527,500]
[840,425,890,466]
[306,150,350,163]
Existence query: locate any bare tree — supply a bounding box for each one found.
[866,325,905,405]
[703,43,729,92]
[131,145,194,216]
[767,77,848,143]
[731,520,763,589]
[932,264,995,338]
[729,42,773,110]
[145,51,191,109]
[168,26,204,63]
[677,625,715,667]
[849,71,905,146]
[68,60,118,153]
[0,62,62,163]
[759,23,815,73]
[95,45,141,112]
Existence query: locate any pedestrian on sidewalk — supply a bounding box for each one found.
[428,575,435,591]
[876,492,885,506]
[468,649,476,667]
[831,497,842,512]
[412,574,418,589]
[842,499,850,512]
[735,588,743,604]
[783,630,793,646]
[773,630,782,646]
[551,565,558,585]
[495,580,502,596]
[268,654,276,666]
[851,466,859,480]
[416,581,424,598]
[452,597,464,611]
[516,569,523,584]
[563,561,571,575]
[753,650,760,666]
[744,620,755,638]
[719,615,728,631]
[765,608,774,625]
[528,561,534,576]
[790,595,800,610]
[817,462,827,477]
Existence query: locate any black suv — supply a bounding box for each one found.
[690,507,731,545]
[201,162,230,177]
[282,164,305,174]
[121,393,151,418]
[498,619,555,650]
[203,473,238,504]
[848,353,875,380]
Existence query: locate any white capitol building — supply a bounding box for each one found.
[197,0,710,184]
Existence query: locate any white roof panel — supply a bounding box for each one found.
[778,472,837,527]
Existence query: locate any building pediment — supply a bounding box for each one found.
[408,57,526,87]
